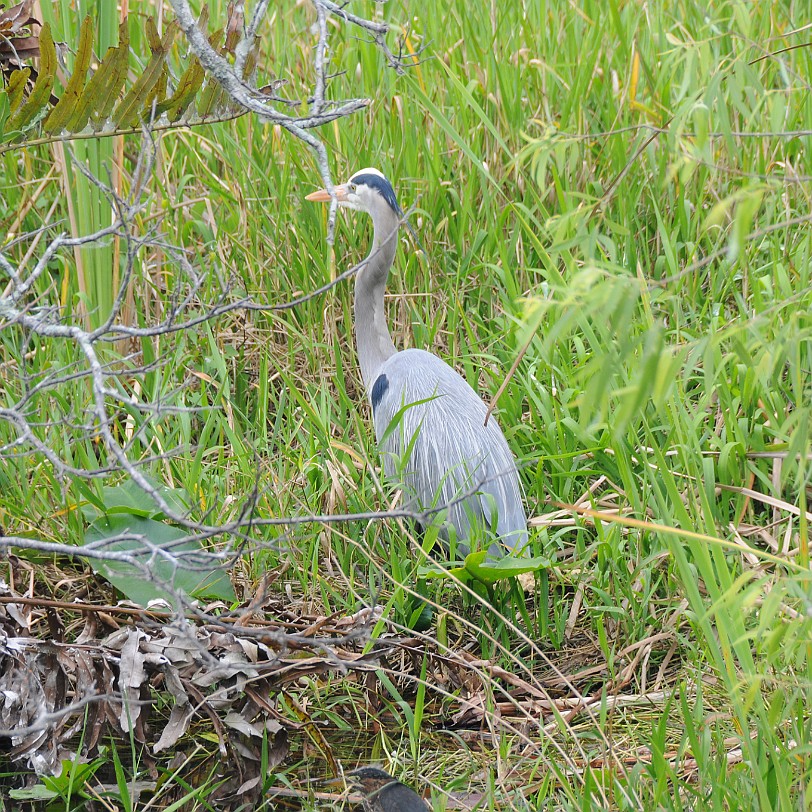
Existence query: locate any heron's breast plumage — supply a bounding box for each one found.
[369,348,527,552]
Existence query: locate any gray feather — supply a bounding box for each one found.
[312,167,529,558]
[370,349,527,556]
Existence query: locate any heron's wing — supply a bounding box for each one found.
[370,349,527,552]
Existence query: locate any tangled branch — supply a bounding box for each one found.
[168,0,420,239]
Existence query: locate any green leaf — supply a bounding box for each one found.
[406,596,434,631]
[421,550,548,586]
[7,23,56,131]
[0,90,10,142]
[8,786,59,801]
[196,30,228,117]
[42,759,101,796]
[112,18,177,128]
[141,18,169,118]
[463,550,550,584]
[196,76,227,118]
[75,18,130,130]
[5,68,30,114]
[42,15,94,134]
[154,6,209,121]
[155,57,205,121]
[83,514,236,606]
[80,476,190,522]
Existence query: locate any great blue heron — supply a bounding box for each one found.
[306,168,527,557]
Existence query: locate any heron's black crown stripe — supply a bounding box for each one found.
[371,373,389,410]
[352,173,401,215]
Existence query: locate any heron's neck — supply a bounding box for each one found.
[354,207,399,389]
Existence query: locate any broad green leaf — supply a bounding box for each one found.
[155,6,210,120]
[42,14,93,133]
[144,63,169,118]
[83,514,236,606]
[112,18,177,128]
[406,596,434,631]
[7,23,55,131]
[196,30,227,117]
[8,786,59,801]
[420,549,548,586]
[154,57,206,121]
[461,550,549,585]
[76,18,130,130]
[5,68,30,113]
[197,76,228,118]
[80,476,190,522]
[42,760,102,794]
[141,12,168,119]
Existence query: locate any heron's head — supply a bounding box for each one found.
[305,167,401,217]
[347,766,395,783]
[319,766,396,797]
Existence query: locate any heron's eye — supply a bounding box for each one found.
[348,182,357,193]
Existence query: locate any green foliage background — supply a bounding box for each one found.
[1,0,811,808]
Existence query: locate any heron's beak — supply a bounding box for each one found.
[320,775,343,787]
[305,185,349,203]
[318,774,359,791]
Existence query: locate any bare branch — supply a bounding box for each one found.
[165,0,416,241]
